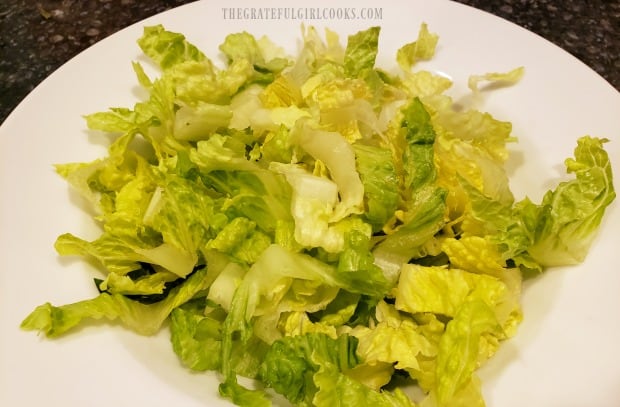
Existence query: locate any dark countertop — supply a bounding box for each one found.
[1,0,618,124]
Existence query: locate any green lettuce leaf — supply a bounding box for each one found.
[170,300,223,371]
[170,298,269,379]
[343,26,380,77]
[353,143,400,231]
[21,266,210,336]
[461,136,615,273]
[396,23,439,71]
[372,97,447,283]
[525,136,616,267]
[137,24,206,69]
[258,333,359,405]
[219,379,272,407]
[372,188,447,285]
[291,119,365,222]
[271,161,369,253]
[433,300,501,405]
[394,264,507,319]
[220,31,289,74]
[313,364,417,407]
[348,301,436,377]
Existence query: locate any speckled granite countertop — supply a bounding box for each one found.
[1,0,618,124]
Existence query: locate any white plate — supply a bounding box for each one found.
[1,0,618,406]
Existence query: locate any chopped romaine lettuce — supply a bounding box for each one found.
[21,23,615,407]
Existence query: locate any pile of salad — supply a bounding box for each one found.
[21,23,615,407]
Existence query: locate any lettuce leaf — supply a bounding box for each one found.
[434,300,501,405]
[343,26,380,77]
[396,23,439,71]
[524,136,616,267]
[258,333,359,404]
[462,136,616,273]
[313,364,417,407]
[21,265,211,336]
[353,143,400,231]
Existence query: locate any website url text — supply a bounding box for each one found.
[221,7,383,20]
